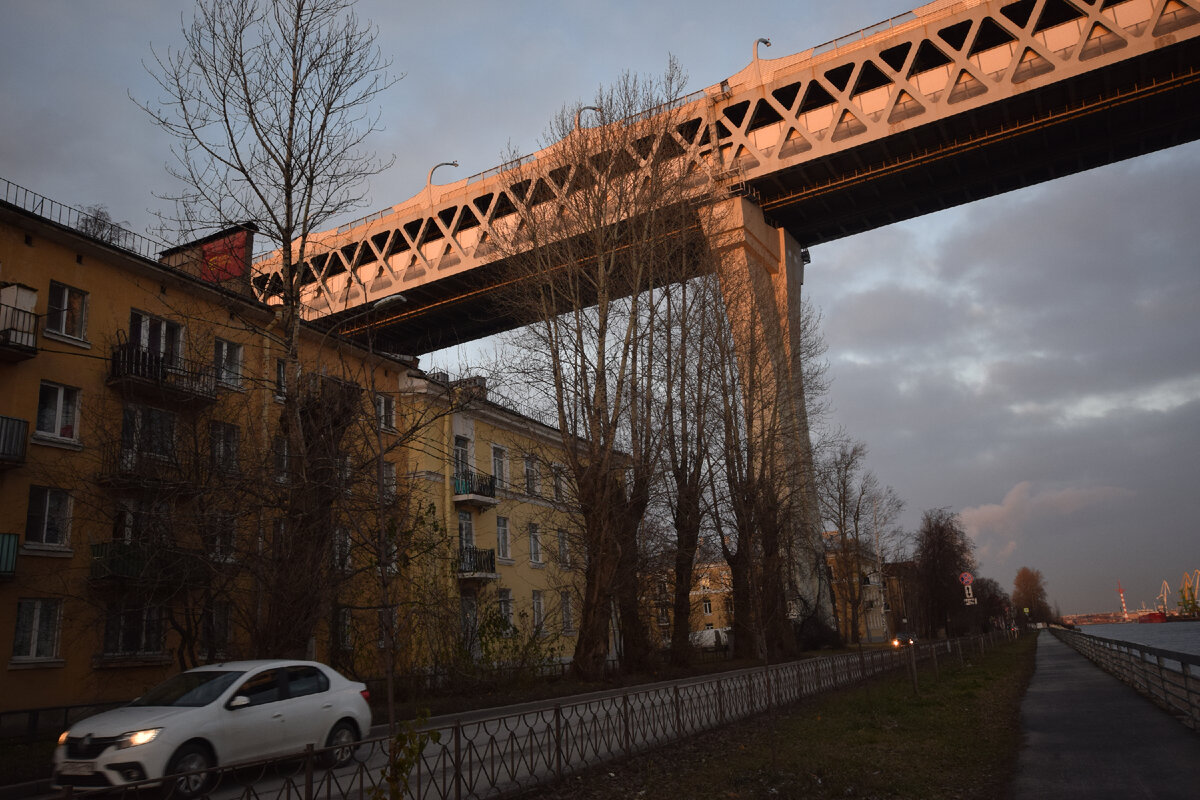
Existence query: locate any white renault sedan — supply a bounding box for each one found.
[52,660,372,796]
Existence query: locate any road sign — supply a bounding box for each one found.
[965,597,978,606]
[959,572,974,586]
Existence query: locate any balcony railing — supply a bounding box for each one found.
[452,469,497,499]
[97,444,195,488]
[0,303,38,360]
[108,341,216,403]
[0,415,28,468]
[0,533,17,578]
[90,540,205,584]
[457,545,497,576]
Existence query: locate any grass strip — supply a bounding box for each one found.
[521,634,1037,799]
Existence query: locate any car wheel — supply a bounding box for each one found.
[166,743,214,799]
[321,720,359,768]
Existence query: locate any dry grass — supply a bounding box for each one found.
[515,635,1036,800]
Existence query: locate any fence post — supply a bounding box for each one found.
[718,678,725,724]
[454,719,463,800]
[674,685,683,735]
[304,743,314,800]
[765,665,773,711]
[908,644,919,695]
[623,692,632,756]
[554,703,563,779]
[931,644,939,681]
[956,640,964,666]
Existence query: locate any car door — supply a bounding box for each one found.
[219,668,289,764]
[282,665,334,751]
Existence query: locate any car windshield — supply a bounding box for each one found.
[130,671,244,707]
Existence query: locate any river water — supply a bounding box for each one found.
[1077,621,1200,657]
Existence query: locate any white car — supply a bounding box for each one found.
[52,660,372,796]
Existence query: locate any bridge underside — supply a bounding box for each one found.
[757,33,1200,243]
[344,34,1200,357]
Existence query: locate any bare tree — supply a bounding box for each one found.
[494,61,698,679]
[139,0,398,657]
[816,440,903,643]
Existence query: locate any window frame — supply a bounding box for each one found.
[45,281,88,340]
[492,445,507,487]
[531,589,544,632]
[560,590,574,634]
[458,511,474,549]
[213,339,243,387]
[25,486,72,549]
[496,516,511,560]
[557,529,569,567]
[209,420,240,474]
[524,456,539,496]
[528,523,542,564]
[375,393,396,431]
[12,598,62,661]
[36,382,80,442]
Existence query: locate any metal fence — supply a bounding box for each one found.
[53,632,1007,800]
[1052,626,1200,731]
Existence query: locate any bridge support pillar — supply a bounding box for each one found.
[700,195,833,636]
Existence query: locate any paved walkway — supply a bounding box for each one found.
[1010,630,1200,800]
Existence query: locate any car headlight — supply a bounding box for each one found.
[891,638,900,647]
[117,728,162,749]
[57,730,70,747]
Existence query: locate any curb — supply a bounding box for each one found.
[0,778,52,800]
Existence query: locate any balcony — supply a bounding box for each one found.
[456,545,499,581]
[0,533,17,578]
[0,302,38,361]
[89,540,205,585]
[97,445,196,490]
[0,415,28,469]
[108,341,216,405]
[452,469,499,508]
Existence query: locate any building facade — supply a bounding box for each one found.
[0,186,580,713]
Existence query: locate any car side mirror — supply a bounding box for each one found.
[228,695,250,709]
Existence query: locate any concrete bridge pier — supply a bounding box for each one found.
[700,195,833,634]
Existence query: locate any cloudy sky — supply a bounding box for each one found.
[2,1,1196,615]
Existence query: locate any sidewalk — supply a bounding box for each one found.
[1010,630,1200,800]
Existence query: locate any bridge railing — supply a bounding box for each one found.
[1052,627,1200,732]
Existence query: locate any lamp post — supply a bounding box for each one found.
[575,105,601,131]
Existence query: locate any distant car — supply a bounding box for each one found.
[891,632,917,648]
[52,660,371,797]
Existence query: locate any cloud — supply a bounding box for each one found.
[961,481,1134,569]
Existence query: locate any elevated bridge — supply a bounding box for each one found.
[253,0,1200,353]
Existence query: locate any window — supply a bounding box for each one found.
[657,604,669,627]
[560,591,574,634]
[114,498,169,544]
[496,517,510,560]
[46,281,87,339]
[275,359,288,398]
[103,602,164,656]
[524,457,538,495]
[214,339,243,386]
[552,465,565,502]
[12,598,61,660]
[528,523,542,564]
[25,487,71,547]
[380,460,397,500]
[458,511,474,549]
[129,310,182,365]
[209,421,239,473]
[531,590,544,632]
[497,589,514,630]
[273,436,289,482]
[336,607,354,650]
[333,527,352,573]
[557,529,569,567]
[121,404,175,466]
[286,665,329,697]
[204,513,236,562]
[201,600,230,656]
[36,382,79,440]
[492,446,506,487]
[454,436,470,476]
[703,598,713,615]
[235,670,281,706]
[375,393,395,430]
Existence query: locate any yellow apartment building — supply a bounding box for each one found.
[0,181,581,714]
